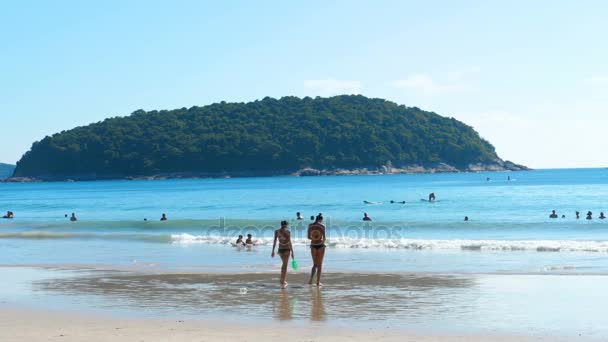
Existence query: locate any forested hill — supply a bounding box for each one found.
[0,163,15,179]
[12,95,527,180]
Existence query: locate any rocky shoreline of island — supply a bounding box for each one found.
[2,160,530,182]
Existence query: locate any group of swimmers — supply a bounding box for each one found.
[550,210,606,220]
[269,213,326,289]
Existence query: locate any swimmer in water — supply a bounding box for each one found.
[549,210,558,219]
[308,214,326,287]
[561,215,566,219]
[586,211,593,220]
[428,193,436,202]
[363,213,372,221]
[271,220,294,289]
[236,235,246,246]
[2,211,14,219]
[246,234,254,245]
[576,211,580,219]
[464,216,469,221]
[70,213,77,222]
[160,213,167,221]
[600,212,606,220]
[296,212,304,220]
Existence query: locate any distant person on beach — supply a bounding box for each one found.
[549,210,558,219]
[236,235,246,246]
[308,214,326,287]
[160,213,167,221]
[363,213,372,221]
[576,211,580,219]
[600,212,606,220]
[428,193,436,202]
[70,213,77,222]
[586,211,593,220]
[2,211,13,219]
[464,216,469,221]
[246,234,254,245]
[271,220,294,289]
[296,212,304,220]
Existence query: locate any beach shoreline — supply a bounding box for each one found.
[0,306,565,342]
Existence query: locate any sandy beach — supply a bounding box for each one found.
[0,307,565,342]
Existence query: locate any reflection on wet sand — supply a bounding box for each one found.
[274,289,292,321]
[34,271,475,322]
[310,287,325,321]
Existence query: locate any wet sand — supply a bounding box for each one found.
[1,267,606,340]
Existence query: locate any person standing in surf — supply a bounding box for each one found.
[271,220,294,289]
[308,214,326,287]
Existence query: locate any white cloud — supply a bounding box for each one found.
[391,73,468,94]
[303,79,362,96]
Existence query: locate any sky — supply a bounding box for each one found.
[1,0,607,168]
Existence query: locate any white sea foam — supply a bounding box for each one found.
[170,234,608,253]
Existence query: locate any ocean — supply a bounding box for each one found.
[1,168,608,338]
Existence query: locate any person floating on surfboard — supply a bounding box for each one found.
[428,193,436,202]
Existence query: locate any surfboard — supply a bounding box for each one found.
[363,200,382,204]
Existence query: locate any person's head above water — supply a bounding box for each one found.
[310,215,315,221]
[464,216,469,221]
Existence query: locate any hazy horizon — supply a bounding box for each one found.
[1,1,607,169]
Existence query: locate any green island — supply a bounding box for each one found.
[10,95,527,181]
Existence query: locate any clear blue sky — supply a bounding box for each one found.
[1,0,607,168]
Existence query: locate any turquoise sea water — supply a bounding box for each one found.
[1,168,607,273]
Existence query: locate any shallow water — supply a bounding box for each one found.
[1,169,607,274]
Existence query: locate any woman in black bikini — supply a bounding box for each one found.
[308,214,326,287]
[271,220,294,289]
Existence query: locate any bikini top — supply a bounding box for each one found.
[309,223,325,245]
